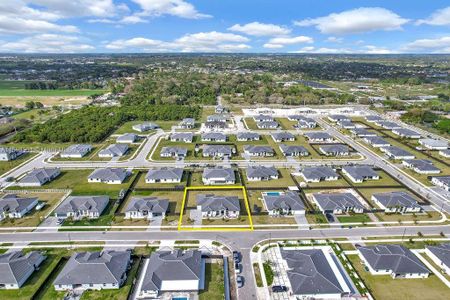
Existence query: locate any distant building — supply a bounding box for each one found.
[342,166,379,183]
[375,121,401,130]
[300,166,339,183]
[202,145,234,158]
[402,159,440,174]
[204,121,226,130]
[0,194,39,220]
[98,144,129,158]
[263,192,305,216]
[0,147,24,161]
[328,114,350,122]
[243,145,274,157]
[202,167,235,185]
[207,114,227,123]
[439,149,450,158]
[350,128,376,137]
[246,166,278,181]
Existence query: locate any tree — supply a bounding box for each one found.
[25,101,35,110]
[35,102,44,109]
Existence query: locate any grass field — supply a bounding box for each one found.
[134,170,188,189]
[199,262,225,300]
[243,168,296,188]
[348,255,450,300]
[0,152,34,176]
[0,88,106,97]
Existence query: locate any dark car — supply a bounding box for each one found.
[325,213,334,222]
[233,251,241,262]
[272,285,288,293]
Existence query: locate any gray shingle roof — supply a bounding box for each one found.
[271,132,295,141]
[61,144,92,156]
[279,144,309,156]
[281,249,345,295]
[365,115,382,122]
[0,251,45,285]
[237,132,260,140]
[116,133,137,143]
[351,128,375,137]
[246,166,278,179]
[403,159,440,173]
[88,168,128,182]
[304,132,333,141]
[19,168,60,185]
[392,128,421,138]
[342,166,378,181]
[381,146,414,158]
[358,245,429,275]
[426,244,450,269]
[54,250,131,286]
[319,144,350,155]
[133,123,159,132]
[254,114,274,122]
[197,194,240,212]
[0,194,38,214]
[201,132,226,141]
[373,191,420,209]
[432,176,450,186]
[145,168,183,181]
[301,166,339,181]
[203,145,233,156]
[419,138,448,148]
[264,192,305,211]
[141,250,203,292]
[329,114,350,122]
[55,196,109,215]
[243,145,274,155]
[161,146,188,156]
[170,132,194,142]
[202,168,235,181]
[204,121,226,129]
[313,193,364,211]
[377,121,401,129]
[125,197,169,214]
[99,144,129,156]
[364,136,389,146]
[256,121,279,128]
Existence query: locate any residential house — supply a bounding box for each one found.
[439,149,450,158]
[287,115,303,121]
[53,250,131,290]
[145,168,183,183]
[0,147,23,161]
[237,132,260,141]
[98,144,129,158]
[291,116,317,128]
[132,122,159,132]
[337,120,356,129]
[257,121,279,129]
[54,196,109,220]
[350,128,376,137]
[392,128,421,139]
[363,136,390,148]
[160,147,188,158]
[202,168,235,185]
[243,145,274,157]
[328,114,350,122]
[372,191,422,213]
[207,114,227,123]
[201,132,227,142]
[319,144,350,156]
[263,192,305,216]
[0,251,46,289]
[431,176,450,191]
[304,132,334,143]
[0,194,39,221]
[253,114,274,122]
[116,133,137,144]
[202,145,234,158]
[60,144,92,158]
[357,245,429,278]
[196,194,240,218]
[375,121,401,129]
[342,166,379,183]
[215,105,226,114]
[271,132,295,142]
[170,133,194,143]
[136,250,204,299]
[365,115,383,123]
[425,244,450,274]
[246,166,278,181]
[419,139,448,150]
[125,197,169,219]
[18,168,61,187]
[300,166,339,183]
[381,146,415,160]
[312,192,365,214]
[204,121,226,130]
[179,118,195,129]
[87,168,130,184]
[279,144,309,157]
[402,159,440,174]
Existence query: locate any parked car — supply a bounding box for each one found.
[233,251,241,262]
[234,263,242,274]
[272,285,288,293]
[325,213,334,222]
[236,275,244,288]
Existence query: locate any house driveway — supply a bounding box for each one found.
[189,209,202,226]
[294,214,309,226]
[147,216,163,231]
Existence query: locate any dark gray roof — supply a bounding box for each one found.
[204,121,226,128]
[141,250,203,292]
[0,251,45,285]
[373,191,420,209]
[319,144,350,154]
[365,115,383,122]
[351,128,375,136]
[313,193,364,211]
[246,166,278,179]
[203,145,233,156]
[237,132,260,140]
[54,250,131,286]
[281,249,345,295]
[99,144,129,156]
[125,197,169,214]
[55,196,109,215]
[180,118,195,125]
[61,144,91,156]
[382,146,414,158]
[304,132,333,140]
[146,168,183,181]
[432,176,450,186]
[403,159,440,172]
[301,166,339,181]
[197,194,240,212]
[264,192,305,211]
[202,168,235,181]
[358,245,429,275]
[342,166,378,181]
[19,168,60,185]
[201,132,226,140]
[280,144,309,156]
[0,194,38,214]
[133,122,159,131]
[364,136,389,145]
[116,133,137,142]
[393,128,421,138]
[254,114,274,122]
[88,168,128,182]
[329,114,350,121]
[420,138,448,148]
[161,146,188,156]
[426,244,450,268]
[378,121,401,129]
[257,121,279,128]
[170,132,194,141]
[271,132,295,141]
[243,145,274,155]
[207,114,227,122]
[338,120,355,128]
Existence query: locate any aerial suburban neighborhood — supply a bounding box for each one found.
[0,1,449,300]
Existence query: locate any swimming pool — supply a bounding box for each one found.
[264,192,283,196]
[172,298,188,300]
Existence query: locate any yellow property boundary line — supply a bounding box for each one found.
[177,185,254,231]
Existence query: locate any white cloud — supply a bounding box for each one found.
[263,35,313,49]
[416,7,450,26]
[30,0,117,18]
[326,36,343,43]
[263,44,284,49]
[363,45,397,54]
[105,31,251,52]
[402,36,450,53]
[0,16,78,34]
[291,46,353,54]
[0,34,94,53]
[131,0,211,19]
[228,22,290,36]
[294,7,409,34]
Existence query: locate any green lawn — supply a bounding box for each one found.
[263,262,274,286]
[348,255,450,300]
[0,152,34,176]
[199,262,225,300]
[336,214,372,224]
[243,168,296,188]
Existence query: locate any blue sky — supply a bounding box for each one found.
[1,0,449,53]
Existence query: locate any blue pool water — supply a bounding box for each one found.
[172,298,188,300]
[265,192,282,196]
